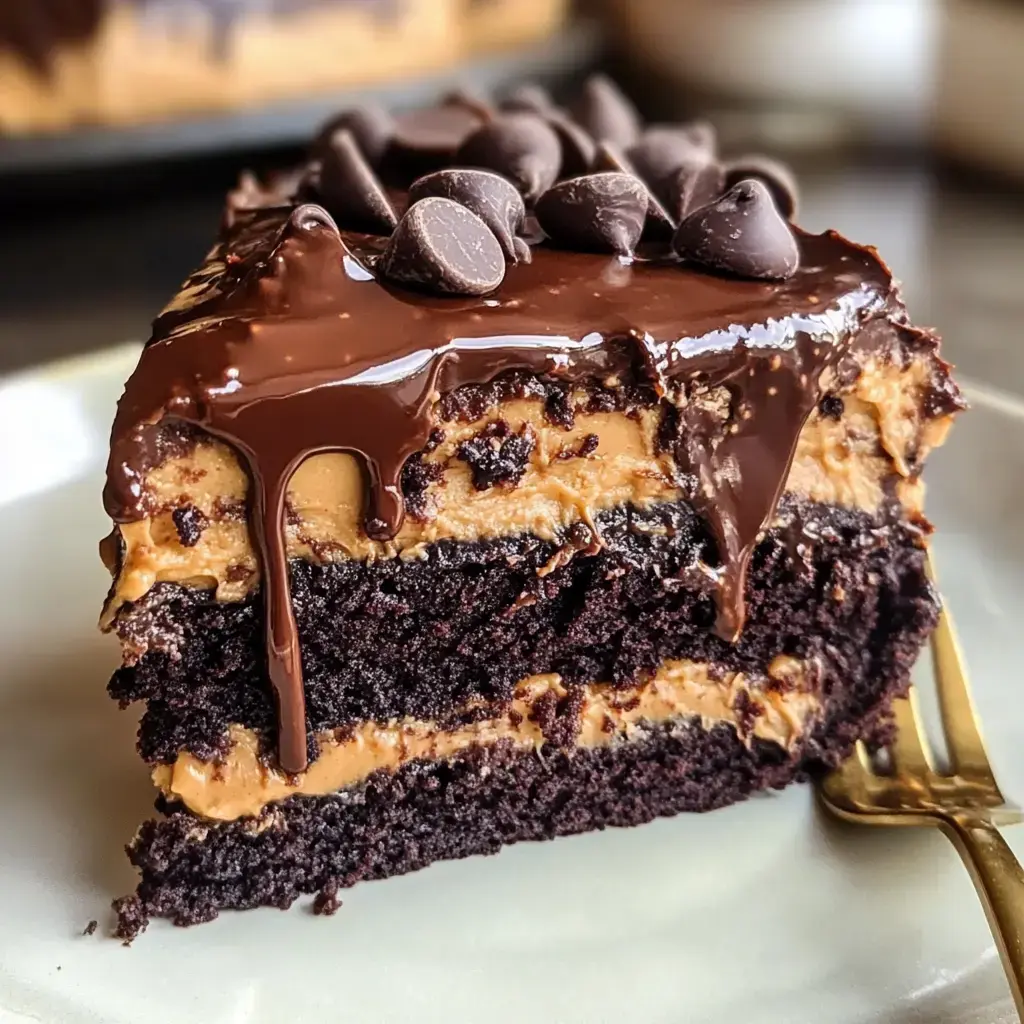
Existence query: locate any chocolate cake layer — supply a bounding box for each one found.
[108,496,937,765]
[114,684,910,939]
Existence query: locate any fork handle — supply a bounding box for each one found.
[942,815,1024,1013]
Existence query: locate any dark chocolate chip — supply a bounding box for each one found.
[455,113,562,202]
[513,236,533,264]
[316,130,398,235]
[646,120,718,158]
[592,141,675,239]
[408,168,525,262]
[535,172,648,256]
[500,83,554,114]
[381,197,505,296]
[672,179,800,281]
[724,155,799,219]
[546,111,597,178]
[441,87,496,122]
[570,74,642,150]
[311,104,394,167]
[661,159,725,223]
[627,128,714,205]
[389,106,483,164]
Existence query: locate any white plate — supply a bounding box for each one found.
[0,345,1021,1024]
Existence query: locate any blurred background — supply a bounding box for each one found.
[0,0,1021,389]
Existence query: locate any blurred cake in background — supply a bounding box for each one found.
[0,0,568,134]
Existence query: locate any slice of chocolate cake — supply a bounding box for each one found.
[101,78,963,938]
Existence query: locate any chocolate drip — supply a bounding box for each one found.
[105,205,892,773]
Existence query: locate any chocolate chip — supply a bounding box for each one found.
[312,104,394,167]
[592,141,675,238]
[724,155,799,219]
[500,83,554,114]
[661,159,725,223]
[546,111,596,178]
[316,130,397,235]
[455,113,562,202]
[389,106,483,167]
[513,236,533,264]
[441,87,496,122]
[570,74,642,150]
[408,168,525,262]
[672,179,800,281]
[381,197,505,296]
[647,120,718,157]
[627,128,714,204]
[535,172,648,256]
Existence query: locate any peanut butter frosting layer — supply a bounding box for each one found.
[102,352,953,621]
[153,655,818,821]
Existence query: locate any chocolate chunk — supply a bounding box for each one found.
[381,197,506,296]
[673,179,800,281]
[389,106,483,168]
[455,113,562,202]
[456,420,536,490]
[570,74,642,150]
[724,155,799,219]
[546,111,596,178]
[312,105,394,167]
[441,87,496,122]
[408,169,526,262]
[535,172,648,256]
[592,141,675,238]
[316,130,398,235]
[818,394,844,420]
[661,159,725,223]
[500,83,554,114]
[172,505,208,548]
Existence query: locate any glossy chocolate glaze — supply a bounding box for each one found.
[105,199,895,773]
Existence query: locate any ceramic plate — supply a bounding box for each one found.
[0,345,1021,1024]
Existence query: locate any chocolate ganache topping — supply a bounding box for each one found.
[105,78,897,774]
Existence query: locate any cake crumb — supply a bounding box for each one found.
[313,880,343,916]
[83,919,98,936]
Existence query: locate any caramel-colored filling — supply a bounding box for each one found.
[102,355,951,626]
[153,656,818,821]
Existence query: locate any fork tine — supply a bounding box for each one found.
[925,550,997,786]
[890,689,934,776]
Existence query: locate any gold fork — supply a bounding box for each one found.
[819,550,1024,1013]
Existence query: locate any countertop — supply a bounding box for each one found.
[1,159,1022,397]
